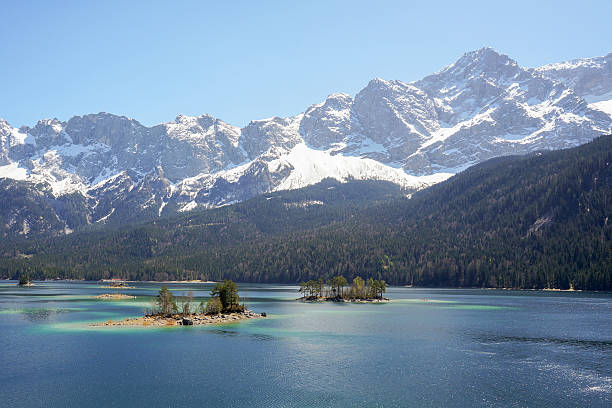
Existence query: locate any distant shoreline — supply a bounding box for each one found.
[127,280,218,284]
[484,287,583,292]
[1,279,596,292]
[298,296,390,303]
[403,285,586,292]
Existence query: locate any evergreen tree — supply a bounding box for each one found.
[156,286,177,315]
[205,297,223,314]
[211,280,241,312]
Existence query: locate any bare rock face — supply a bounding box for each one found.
[300,93,358,149]
[0,120,14,165]
[157,114,245,180]
[27,118,70,148]
[0,119,36,165]
[1,48,611,237]
[353,78,440,165]
[240,116,302,159]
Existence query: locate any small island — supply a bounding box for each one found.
[99,280,136,289]
[18,273,35,287]
[94,293,136,300]
[298,276,389,302]
[93,280,263,327]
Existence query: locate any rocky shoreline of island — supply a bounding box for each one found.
[94,293,136,300]
[92,310,263,327]
[299,296,390,303]
[91,280,266,328]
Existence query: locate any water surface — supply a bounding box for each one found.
[0,281,610,407]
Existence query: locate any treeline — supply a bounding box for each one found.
[0,136,610,290]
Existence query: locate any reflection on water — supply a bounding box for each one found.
[0,307,83,321]
[0,281,610,408]
[477,333,612,351]
[22,308,75,322]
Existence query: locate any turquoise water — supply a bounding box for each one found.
[0,281,610,407]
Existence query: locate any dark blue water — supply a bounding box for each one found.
[0,282,610,407]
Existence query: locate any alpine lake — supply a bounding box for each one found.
[0,281,610,407]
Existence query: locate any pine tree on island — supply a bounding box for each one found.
[156,286,177,315]
[210,280,245,313]
[299,275,388,302]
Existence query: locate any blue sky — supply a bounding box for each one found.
[1,0,610,128]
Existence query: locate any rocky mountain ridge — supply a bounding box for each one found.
[1,48,611,237]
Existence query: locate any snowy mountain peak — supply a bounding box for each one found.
[174,113,216,126]
[417,48,525,99]
[241,115,303,159]
[300,93,356,149]
[438,48,520,81]
[367,77,392,87]
[327,92,352,100]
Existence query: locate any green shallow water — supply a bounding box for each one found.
[0,281,610,407]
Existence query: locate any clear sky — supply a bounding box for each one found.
[1,0,611,128]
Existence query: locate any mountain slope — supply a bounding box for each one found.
[534,53,612,114]
[2,135,610,290]
[0,48,610,238]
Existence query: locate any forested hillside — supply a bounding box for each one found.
[1,135,610,290]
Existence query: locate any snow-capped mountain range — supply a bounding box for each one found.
[1,48,611,236]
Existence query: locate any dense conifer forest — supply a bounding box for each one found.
[1,135,610,290]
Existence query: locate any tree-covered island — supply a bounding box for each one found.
[18,272,34,286]
[94,280,263,327]
[299,276,388,302]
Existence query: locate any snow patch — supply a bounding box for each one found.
[268,143,453,191]
[96,208,115,223]
[53,143,107,157]
[158,201,167,216]
[10,128,36,147]
[178,201,198,212]
[0,163,29,180]
[92,171,128,188]
[589,99,612,116]
[284,200,324,209]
